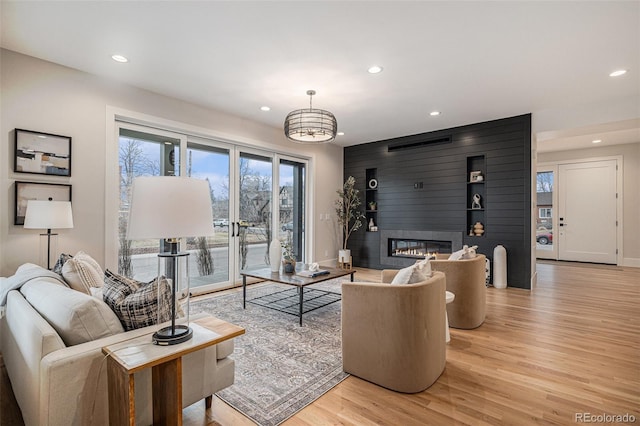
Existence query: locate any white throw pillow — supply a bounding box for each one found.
[414,258,433,278]
[62,251,104,294]
[448,245,477,260]
[391,263,428,285]
[20,279,123,346]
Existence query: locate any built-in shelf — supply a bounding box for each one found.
[365,168,378,232]
[467,155,486,237]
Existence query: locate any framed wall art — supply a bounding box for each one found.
[14,181,72,225]
[14,128,72,176]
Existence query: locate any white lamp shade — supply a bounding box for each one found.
[24,200,74,229]
[126,176,215,240]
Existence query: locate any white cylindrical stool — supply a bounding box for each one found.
[493,245,507,289]
[445,291,455,343]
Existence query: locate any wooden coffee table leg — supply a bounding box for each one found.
[299,287,304,326]
[242,275,247,309]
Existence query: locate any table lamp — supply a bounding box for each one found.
[127,176,214,345]
[24,199,74,270]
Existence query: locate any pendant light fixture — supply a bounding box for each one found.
[284,90,337,143]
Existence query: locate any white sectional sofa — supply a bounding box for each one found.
[0,264,236,425]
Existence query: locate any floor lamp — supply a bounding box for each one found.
[24,199,74,270]
[127,176,215,345]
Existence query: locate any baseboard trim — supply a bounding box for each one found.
[622,258,640,268]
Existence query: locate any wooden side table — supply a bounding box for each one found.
[102,315,244,426]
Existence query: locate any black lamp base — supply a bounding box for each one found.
[152,325,193,346]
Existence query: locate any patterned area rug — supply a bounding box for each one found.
[190,279,348,426]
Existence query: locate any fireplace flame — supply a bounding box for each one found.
[393,249,437,259]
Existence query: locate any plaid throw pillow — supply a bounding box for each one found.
[103,270,173,331]
[52,253,73,276]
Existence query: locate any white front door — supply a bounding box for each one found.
[557,160,617,263]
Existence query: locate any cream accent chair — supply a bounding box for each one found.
[431,254,487,329]
[341,271,446,393]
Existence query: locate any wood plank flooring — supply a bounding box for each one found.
[2,261,639,425]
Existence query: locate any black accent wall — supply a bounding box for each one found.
[344,114,532,289]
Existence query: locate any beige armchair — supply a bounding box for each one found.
[341,271,446,393]
[431,254,487,329]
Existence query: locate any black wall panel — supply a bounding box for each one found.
[344,114,532,289]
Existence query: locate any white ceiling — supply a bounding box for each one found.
[1,1,639,151]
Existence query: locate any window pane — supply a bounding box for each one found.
[118,129,179,280]
[279,160,305,261]
[238,153,272,270]
[536,171,554,249]
[186,144,230,287]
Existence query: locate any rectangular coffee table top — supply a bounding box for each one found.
[240,266,354,288]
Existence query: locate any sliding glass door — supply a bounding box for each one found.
[115,122,308,293]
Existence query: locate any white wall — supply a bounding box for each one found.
[1,49,344,275]
[538,142,640,266]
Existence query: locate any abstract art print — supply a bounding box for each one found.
[14,129,72,176]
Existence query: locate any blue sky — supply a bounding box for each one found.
[122,137,294,199]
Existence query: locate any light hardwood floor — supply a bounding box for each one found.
[2,261,639,425]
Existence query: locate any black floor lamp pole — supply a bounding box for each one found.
[44,228,54,270]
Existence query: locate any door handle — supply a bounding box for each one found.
[231,222,236,237]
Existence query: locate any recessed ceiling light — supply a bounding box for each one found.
[111,54,128,63]
[609,69,627,77]
[430,111,441,116]
[592,139,602,144]
[368,65,383,74]
[260,106,271,111]
[337,132,345,136]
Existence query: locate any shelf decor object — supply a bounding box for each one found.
[284,90,337,143]
[14,128,72,176]
[127,176,215,345]
[23,199,74,270]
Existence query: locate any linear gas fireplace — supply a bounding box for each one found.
[389,238,452,259]
[380,230,463,267]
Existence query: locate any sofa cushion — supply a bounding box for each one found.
[20,279,124,346]
[103,270,173,331]
[61,251,104,294]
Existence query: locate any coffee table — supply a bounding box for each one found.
[240,266,355,325]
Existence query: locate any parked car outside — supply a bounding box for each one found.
[536,231,553,245]
[282,222,293,231]
[213,218,229,227]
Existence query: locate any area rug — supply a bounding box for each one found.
[190,279,348,426]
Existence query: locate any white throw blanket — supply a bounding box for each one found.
[0,263,68,307]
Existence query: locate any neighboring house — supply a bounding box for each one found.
[536,192,553,229]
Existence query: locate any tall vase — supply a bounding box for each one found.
[269,239,281,273]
